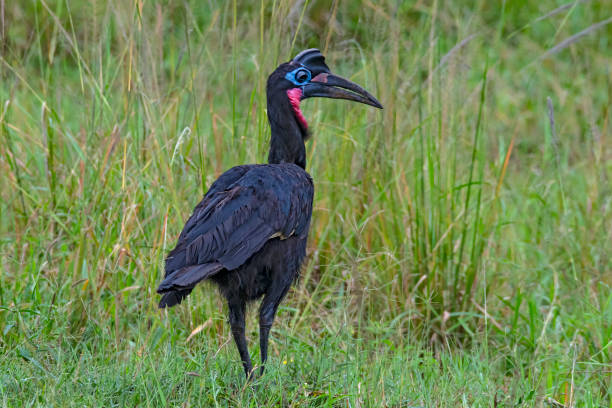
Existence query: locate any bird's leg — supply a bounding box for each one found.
[228,299,253,379]
[258,282,291,376]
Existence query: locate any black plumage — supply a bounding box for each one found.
[157,49,382,378]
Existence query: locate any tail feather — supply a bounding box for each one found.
[157,263,224,308]
[159,289,192,308]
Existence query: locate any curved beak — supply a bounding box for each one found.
[302,73,383,109]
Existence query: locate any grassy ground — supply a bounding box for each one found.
[1,0,611,406]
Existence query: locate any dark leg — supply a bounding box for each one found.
[228,299,253,378]
[258,282,291,376]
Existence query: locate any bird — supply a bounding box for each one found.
[157,48,382,378]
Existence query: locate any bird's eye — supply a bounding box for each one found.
[295,69,310,83]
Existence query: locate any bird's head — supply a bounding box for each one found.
[267,49,383,137]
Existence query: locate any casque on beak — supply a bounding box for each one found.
[302,73,383,109]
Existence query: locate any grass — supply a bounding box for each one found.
[0,0,611,406]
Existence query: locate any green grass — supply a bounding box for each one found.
[1,0,611,406]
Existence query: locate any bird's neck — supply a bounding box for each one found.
[267,94,307,169]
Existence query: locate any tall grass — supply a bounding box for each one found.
[0,0,610,406]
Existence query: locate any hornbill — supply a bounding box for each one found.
[157,49,382,378]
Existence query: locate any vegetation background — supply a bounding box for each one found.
[0,0,610,406]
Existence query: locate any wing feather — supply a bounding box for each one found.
[158,164,313,294]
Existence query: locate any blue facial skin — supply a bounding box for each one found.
[285,67,312,87]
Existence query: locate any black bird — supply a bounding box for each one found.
[157,49,382,378]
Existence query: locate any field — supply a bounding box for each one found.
[0,0,611,406]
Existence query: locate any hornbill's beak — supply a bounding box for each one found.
[302,73,383,109]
